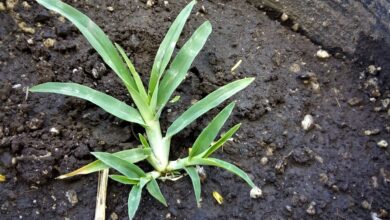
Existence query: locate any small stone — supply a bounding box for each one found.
[285,205,293,212]
[43,38,56,48]
[291,23,299,32]
[377,140,388,148]
[27,118,43,130]
[250,187,262,199]
[146,0,154,7]
[27,38,34,45]
[348,97,363,106]
[107,6,114,12]
[301,114,314,131]
[361,200,371,210]
[306,202,316,215]
[316,49,330,59]
[260,157,268,165]
[12,84,21,89]
[65,190,78,206]
[281,13,288,21]
[49,127,60,135]
[22,1,30,9]
[364,129,380,136]
[0,2,5,11]
[367,65,380,75]
[110,212,118,220]
[164,1,169,6]
[319,173,328,184]
[6,0,17,10]
[381,98,390,108]
[289,63,301,73]
[275,159,287,174]
[18,22,35,34]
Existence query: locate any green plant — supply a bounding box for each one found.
[31,0,259,218]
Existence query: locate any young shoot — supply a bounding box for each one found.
[31,0,259,219]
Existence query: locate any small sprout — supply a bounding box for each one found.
[250,187,262,199]
[231,59,242,72]
[0,174,5,182]
[169,95,181,103]
[301,114,314,131]
[212,191,224,204]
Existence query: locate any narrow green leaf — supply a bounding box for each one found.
[148,0,196,97]
[203,124,241,158]
[126,84,154,122]
[57,148,150,179]
[110,175,139,185]
[184,166,201,207]
[30,82,146,126]
[189,157,256,188]
[166,78,254,137]
[138,134,150,148]
[115,43,148,100]
[146,178,167,206]
[190,102,235,158]
[157,21,212,110]
[36,0,136,89]
[92,152,146,178]
[128,178,148,220]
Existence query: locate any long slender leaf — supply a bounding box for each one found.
[148,0,196,97]
[57,148,150,179]
[110,175,139,185]
[184,166,201,207]
[146,178,167,206]
[189,157,256,188]
[190,102,235,158]
[138,134,150,148]
[203,124,241,158]
[166,78,254,137]
[128,178,148,220]
[30,82,146,126]
[157,21,212,110]
[92,152,146,178]
[36,0,136,89]
[115,43,148,100]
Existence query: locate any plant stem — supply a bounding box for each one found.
[95,169,109,220]
[145,120,170,171]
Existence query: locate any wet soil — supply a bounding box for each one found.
[0,0,389,219]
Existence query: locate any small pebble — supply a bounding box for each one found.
[65,190,78,206]
[43,38,56,48]
[22,1,30,9]
[260,157,268,165]
[364,129,380,136]
[107,6,114,12]
[316,49,330,59]
[18,22,35,34]
[301,114,314,131]
[49,127,60,135]
[377,140,388,149]
[0,2,5,11]
[110,212,118,220]
[27,38,34,45]
[281,13,288,21]
[289,63,301,73]
[291,23,299,32]
[250,187,262,199]
[12,84,21,89]
[306,201,316,215]
[381,98,390,108]
[361,200,371,210]
[146,0,154,7]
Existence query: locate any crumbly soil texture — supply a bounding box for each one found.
[1,0,389,219]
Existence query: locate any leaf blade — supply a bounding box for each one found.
[148,0,196,97]
[30,82,146,126]
[190,102,235,158]
[184,166,201,207]
[92,152,146,178]
[189,157,255,188]
[57,148,150,179]
[146,178,168,206]
[203,123,241,158]
[128,178,148,220]
[166,77,254,137]
[36,0,135,89]
[110,175,139,185]
[157,21,212,110]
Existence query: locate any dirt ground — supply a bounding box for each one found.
[0,0,389,219]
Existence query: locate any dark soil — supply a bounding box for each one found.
[1,0,389,219]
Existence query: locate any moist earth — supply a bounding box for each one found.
[0,0,389,219]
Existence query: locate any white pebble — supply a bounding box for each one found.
[301,114,314,131]
[281,13,288,21]
[377,140,388,148]
[260,157,268,165]
[250,187,262,199]
[50,127,60,135]
[12,84,22,89]
[316,49,330,59]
